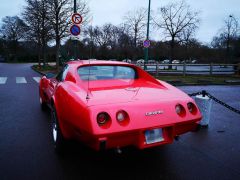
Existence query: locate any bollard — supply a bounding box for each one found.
[195,94,213,127]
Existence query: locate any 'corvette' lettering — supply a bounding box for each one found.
[145,110,164,116]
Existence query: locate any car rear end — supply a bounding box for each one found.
[80,98,201,151]
[71,61,202,151]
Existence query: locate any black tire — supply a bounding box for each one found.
[192,124,202,132]
[51,106,66,154]
[40,97,48,111]
[39,90,48,111]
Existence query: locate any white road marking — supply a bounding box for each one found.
[0,77,7,84]
[33,77,41,83]
[16,77,27,84]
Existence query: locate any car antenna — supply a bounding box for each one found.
[86,60,90,100]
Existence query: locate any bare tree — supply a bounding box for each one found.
[123,8,147,48]
[155,0,200,64]
[84,24,118,48]
[83,23,134,59]
[179,25,198,60]
[211,33,226,49]
[0,16,28,42]
[211,15,238,63]
[180,25,197,45]
[0,16,29,60]
[23,0,52,66]
[47,0,90,69]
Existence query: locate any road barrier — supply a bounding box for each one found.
[136,63,239,76]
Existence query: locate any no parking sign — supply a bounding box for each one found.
[143,40,151,48]
[70,24,81,36]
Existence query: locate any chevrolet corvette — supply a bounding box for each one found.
[39,60,202,152]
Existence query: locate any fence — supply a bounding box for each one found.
[137,63,240,76]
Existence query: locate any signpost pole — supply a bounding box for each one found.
[144,0,151,70]
[74,0,77,13]
[74,0,77,59]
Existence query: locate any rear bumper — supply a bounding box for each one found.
[81,119,200,151]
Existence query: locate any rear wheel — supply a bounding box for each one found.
[40,96,48,110]
[51,106,65,154]
[39,88,48,111]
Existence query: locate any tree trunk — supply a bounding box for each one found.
[42,37,47,67]
[37,42,41,67]
[14,40,18,62]
[56,36,60,71]
[134,32,137,48]
[169,37,175,69]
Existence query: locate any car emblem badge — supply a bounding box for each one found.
[145,110,164,116]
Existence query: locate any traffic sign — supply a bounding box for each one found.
[70,24,81,36]
[71,13,83,24]
[143,40,151,48]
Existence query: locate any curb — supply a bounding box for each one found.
[31,65,47,76]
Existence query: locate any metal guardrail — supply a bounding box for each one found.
[136,63,240,76]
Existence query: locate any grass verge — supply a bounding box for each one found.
[32,64,58,75]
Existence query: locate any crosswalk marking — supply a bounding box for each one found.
[33,77,41,83]
[16,77,27,84]
[0,77,7,84]
[0,77,41,84]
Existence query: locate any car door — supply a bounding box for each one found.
[45,65,69,101]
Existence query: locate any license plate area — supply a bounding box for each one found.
[145,128,164,144]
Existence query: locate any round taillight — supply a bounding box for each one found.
[97,112,109,126]
[175,104,186,117]
[187,102,197,114]
[187,102,194,112]
[176,105,182,114]
[117,111,125,122]
[116,110,129,126]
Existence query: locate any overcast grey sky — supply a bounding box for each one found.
[0,0,239,44]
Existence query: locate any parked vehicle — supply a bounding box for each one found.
[137,59,145,65]
[191,60,197,64]
[39,60,202,152]
[161,59,170,64]
[122,59,131,63]
[172,60,181,64]
[148,60,156,64]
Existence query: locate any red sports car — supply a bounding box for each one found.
[39,60,202,152]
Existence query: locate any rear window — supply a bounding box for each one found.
[78,66,137,81]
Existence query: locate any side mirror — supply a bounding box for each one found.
[45,73,56,79]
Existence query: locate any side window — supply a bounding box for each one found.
[56,65,69,81]
[62,65,69,81]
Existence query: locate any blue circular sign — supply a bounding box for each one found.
[70,24,81,36]
[143,40,151,48]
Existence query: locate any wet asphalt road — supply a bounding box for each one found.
[0,63,240,180]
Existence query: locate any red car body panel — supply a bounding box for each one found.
[39,60,202,151]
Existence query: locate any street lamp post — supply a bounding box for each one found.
[227,15,236,64]
[144,0,151,70]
